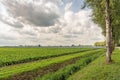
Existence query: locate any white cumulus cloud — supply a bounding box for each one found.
[0,0,104,46]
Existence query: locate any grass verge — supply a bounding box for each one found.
[68,49,120,80]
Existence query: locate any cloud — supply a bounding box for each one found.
[0,34,15,40]
[0,14,24,28]
[63,35,78,38]
[1,0,60,27]
[65,2,72,11]
[13,26,37,36]
[0,1,104,46]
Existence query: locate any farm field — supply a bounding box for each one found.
[0,47,104,80]
[0,47,93,67]
[0,47,119,80]
[0,0,120,80]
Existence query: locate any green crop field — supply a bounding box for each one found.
[0,0,119,80]
[0,0,120,80]
[0,48,103,79]
[1,47,119,80]
[0,47,93,67]
[0,47,103,80]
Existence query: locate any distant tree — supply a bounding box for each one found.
[38,44,41,47]
[19,45,23,47]
[71,44,75,47]
[94,41,105,46]
[78,44,81,46]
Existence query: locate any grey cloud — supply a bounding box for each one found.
[91,38,100,40]
[1,19,24,28]
[2,0,59,27]
[73,32,84,34]
[20,31,36,36]
[13,29,37,36]
[0,1,104,46]
[42,0,61,3]
[0,15,24,28]
[33,0,60,3]
[70,30,84,35]
[49,26,62,33]
[0,40,17,46]
[63,35,78,38]
[0,34,16,40]
[13,21,24,28]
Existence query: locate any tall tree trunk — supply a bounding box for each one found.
[105,0,112,63]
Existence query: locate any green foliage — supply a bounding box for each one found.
[68,49,120,80]
[94,41,105,46]
[85,0,120,45]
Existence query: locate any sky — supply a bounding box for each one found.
[0,0,104,46]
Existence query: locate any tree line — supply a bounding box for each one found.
[85,0,120,63]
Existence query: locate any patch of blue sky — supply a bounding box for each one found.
[59,0,87,13]
[0,2,8,16]
[71,0,85,12]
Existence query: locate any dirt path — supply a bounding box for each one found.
[119,47,120,49]
[117,47,120,50]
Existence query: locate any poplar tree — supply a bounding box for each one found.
[85,0,120,63]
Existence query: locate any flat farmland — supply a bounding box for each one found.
[0,47,105,80]
[0,47,93,67]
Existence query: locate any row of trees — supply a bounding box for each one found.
[85,0,120,63]
[94,41,105,46]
